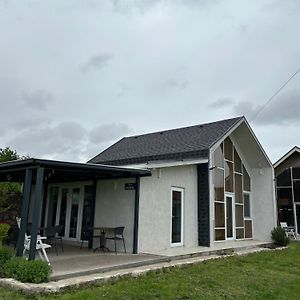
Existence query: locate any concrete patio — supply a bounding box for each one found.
[46,239,271,281]
[48,244,163,280]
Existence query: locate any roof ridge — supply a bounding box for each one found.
[123,116,243,140]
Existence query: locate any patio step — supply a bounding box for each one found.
[50,241,272,281]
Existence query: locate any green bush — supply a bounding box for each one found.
[4,257,51,283]
[0,246,14,277]
[271,227,290,246]
[0,223,10,246]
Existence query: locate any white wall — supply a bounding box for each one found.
[251,167,277,241]
[138,165,198,253]
[94,178,136,253]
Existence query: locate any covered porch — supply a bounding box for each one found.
[0,158,151,262]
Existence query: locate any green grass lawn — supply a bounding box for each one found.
[1,242,300,300]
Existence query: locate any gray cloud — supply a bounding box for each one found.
[6,121,131,162]
[209,97,235,108]
[23,89,54,111]
[89,123,132,144]
[164,78,189,90]
[80,53,114,72]
[233,89,300,125]
[8,121,87,160]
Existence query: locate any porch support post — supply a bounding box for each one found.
[29,167,44,260]
[89,179,97,248]
[133,176,140,254]
[16,168,33,257]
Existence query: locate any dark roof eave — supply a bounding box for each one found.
[0,158,151,177]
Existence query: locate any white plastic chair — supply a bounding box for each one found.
[16,217,51,265]
[280,222,296,239]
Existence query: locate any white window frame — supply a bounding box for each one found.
[170,187,184,247]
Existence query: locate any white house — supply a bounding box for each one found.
[88,116,277,253]
[0,116,277,259]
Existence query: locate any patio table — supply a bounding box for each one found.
[93,227,116,252]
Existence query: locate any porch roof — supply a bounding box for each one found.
[0,158,151,183]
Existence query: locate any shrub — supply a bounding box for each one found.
[4,257,51,283]
[271,227,290,247]
[0,246,14,277]
[0,223,10,246]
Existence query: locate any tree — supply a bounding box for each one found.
[0,147,24,212]
[0,147,19,163]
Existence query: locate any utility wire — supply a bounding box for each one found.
[250,68,300,122]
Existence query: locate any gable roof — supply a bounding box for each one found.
[273,146,300,168]
[88,116,244,166]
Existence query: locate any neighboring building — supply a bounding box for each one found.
[274,146,300,234]
[89,116,276,252]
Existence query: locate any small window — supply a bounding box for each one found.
[243,165,251,192]
[234,149,242,173]
[224,137,233,161]
[225,161,233,192]
[213,168,224,202]
[244,194,251,218]
[213,144,224,168]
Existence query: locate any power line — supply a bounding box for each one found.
[250,68,300,122]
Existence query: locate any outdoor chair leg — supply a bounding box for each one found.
[122,236,126,253]
[54,239,58,256]
[60,238,64,252]
[40,246,50,265]
[37,249,44,260]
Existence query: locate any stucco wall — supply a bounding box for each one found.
[251,167,277,241]
[94,178,136,253]
[138,165,198,253]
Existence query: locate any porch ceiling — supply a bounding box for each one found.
[0,158,151,183]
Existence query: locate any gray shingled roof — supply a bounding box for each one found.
[88,117,244,166]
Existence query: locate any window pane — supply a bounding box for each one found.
[47,187,58,227]
[215,229,225,241]
[277,187,294,226]
[243,166,251,191]
[234,149,242,173]
[69,188,80,238]
[214,168,224,202]
[236,228,244,239]
[277,169,291,186]
[235,173,243,203]
[225,161,233,192]
[226,196,233,238]
[172,190,182,244]
[215,203,225,227]
[245,220,252,238]
[224,137,233,161]
[293,181,300,203]
[213,144,224,168]
[292,168,300,179]
[59,188,68,237]
[82,185,93,231]
[277,188,293,206]
[244,194,251,218]
[235,204,244,227]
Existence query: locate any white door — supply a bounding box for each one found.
[46,186,83,241]
[225,194,234,240]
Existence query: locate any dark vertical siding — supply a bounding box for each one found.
[197,163,210,246]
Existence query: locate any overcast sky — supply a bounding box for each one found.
[0,0,300,163]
